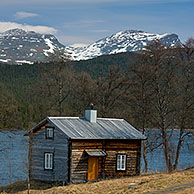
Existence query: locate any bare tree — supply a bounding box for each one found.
[140,42,178,172]
[27,134,32,194]
[95,66,130,117]
[172,38,194,170]
[69,72,96,115]
[140,40,194,172]
[126,53,155,172]
[37,55,73,116]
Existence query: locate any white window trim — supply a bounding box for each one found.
[117,154,126,171]
[46,127,54,139]
[45,153,53,170]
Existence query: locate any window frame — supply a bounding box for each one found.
[45,126,54,139]
[116,154,127,171]
[44,152,54,170]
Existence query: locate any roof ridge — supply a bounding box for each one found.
[48,117,80,119]
[97,118,124,121]
[47,117,124,121]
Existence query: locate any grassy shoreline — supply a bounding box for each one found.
[1,168,194,194]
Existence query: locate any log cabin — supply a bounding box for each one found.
[25,109,146,184]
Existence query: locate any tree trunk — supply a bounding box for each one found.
[142,141,148,173]
[58,77,63,116]
[162,129,173,172]
[173,128,184,170]
[27,135,32,194]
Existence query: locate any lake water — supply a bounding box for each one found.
[142,129,194,172]
[0,130,28,186]
[0,129,194,186]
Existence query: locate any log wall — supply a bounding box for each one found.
[105,140,141,177]
[71,140,103,183]
[71,139,141,183]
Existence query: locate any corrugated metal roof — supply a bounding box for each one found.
[46,117,146,140]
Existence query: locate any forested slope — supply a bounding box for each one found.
[0,52,136,129]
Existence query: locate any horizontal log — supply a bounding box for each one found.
[72,146,103,150]
[72,141,102,145]
[71,165,87,168]
[71,171,88,175]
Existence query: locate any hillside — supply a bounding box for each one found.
[1,168,194,193]
[0,51,135,86]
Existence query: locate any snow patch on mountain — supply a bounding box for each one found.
[15,60,34,65]
[43,38,56,56]
[0,59,11,63]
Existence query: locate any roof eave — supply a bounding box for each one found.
[24,118,48,136]
[69,137,147,140]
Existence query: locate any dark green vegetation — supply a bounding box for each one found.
[0,51,137,129]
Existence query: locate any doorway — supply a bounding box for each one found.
[88,157,98,180]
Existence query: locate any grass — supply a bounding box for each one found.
[1,168,194,194]
[0,180,52,194]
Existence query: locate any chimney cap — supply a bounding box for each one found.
[90,103,94,110]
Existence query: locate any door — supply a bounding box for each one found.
[88,157,98,180]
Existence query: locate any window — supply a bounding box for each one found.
[45,127,54,139]
[44,153,53,170]
[117,154,126,171]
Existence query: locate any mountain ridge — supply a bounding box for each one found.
[0,28,182,65]
[67,30,181,60]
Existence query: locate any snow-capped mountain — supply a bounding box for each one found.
[68,30,182,60]
[0,29,182,64]
[0,29,65,65]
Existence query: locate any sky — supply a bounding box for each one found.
[0,0,194,47]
